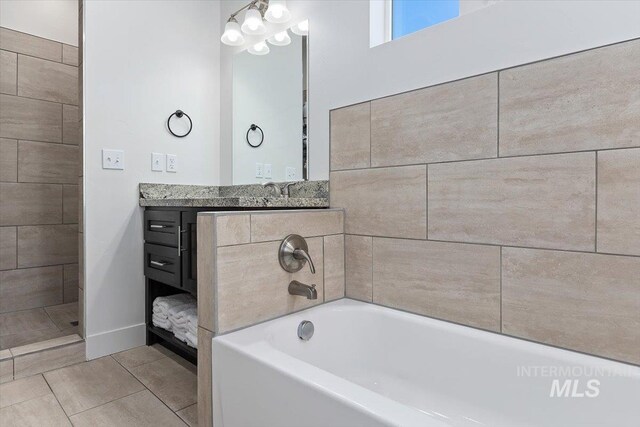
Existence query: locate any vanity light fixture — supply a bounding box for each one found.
[290,19,309,36]
[221,17,245,46]
[248,40,270,55]
[241,3,267,35]
[267,29,291,46]
[264,0,291,24]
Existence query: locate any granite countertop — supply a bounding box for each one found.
[139,181,329,208]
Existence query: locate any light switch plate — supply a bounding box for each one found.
[264,163,272,179]
[152,153,165,172]
[255,163,264,178]
[166,154,177,173]
[286,166,296,180]
[102,149,124,170]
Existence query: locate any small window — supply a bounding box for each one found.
[392,0,460,39]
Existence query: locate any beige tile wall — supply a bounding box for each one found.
[197,209,345,427]
[0,27,80,317]
[330,38,640,365]
[198,209,345,335]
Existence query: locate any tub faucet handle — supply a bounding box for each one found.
[279,234,316,274]
[293,248,315,274]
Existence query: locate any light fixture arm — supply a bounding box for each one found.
[229,0,269,20]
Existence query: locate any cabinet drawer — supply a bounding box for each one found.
[144,210,180,246]
[144,243,180,287]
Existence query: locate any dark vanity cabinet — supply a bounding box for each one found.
[144,209,198,294]
[143,207,204,365]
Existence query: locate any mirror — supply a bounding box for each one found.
[232,24,308,184]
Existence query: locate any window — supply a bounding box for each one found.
[392,0,459,39]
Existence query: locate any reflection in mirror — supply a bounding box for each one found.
[232,24,308,184]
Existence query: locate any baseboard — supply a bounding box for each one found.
[86,323,146,360]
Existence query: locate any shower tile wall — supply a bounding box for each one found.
[330,38,640,366]
[0,27,80,349]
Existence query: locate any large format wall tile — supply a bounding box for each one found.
[331,166,427,238]
[215,214,250,246]
[17,55,78,105]
[324,234,345,301]
[0,94,62,142]
[216,238,324,333]
[0,28,62,62]
[18,140,78,183]
[250,210,343,242]
[373,238,501,331]
[500,40,640,156]
[502,248,640,365]
[62,105,80,145]
[345,235,372,302]
[428,153,596,251]
[0,227,16,270]
[597,148,640,256]
[17,224,77,268]
[0,50,17,95]
[0,138,17,181]
[63,263,79,303]
[0,183,62,225]
[62,45,79,66]
[370,73,497,167]
[63,184,78,224]
[0,266,63,313]
[330,102,370,170]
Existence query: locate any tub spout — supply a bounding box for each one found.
[288,280,317,300]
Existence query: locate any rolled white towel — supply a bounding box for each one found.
[187,323,197,336]
[153,294,195,315]
[152,313,172,331]
[174,329,187,343]
[186,331,197,348]
[169,306,196,330]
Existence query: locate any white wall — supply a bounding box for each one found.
[84,0,220,358]
[232,34,303,184]
[0,0,78,46]
[219,0,640,183]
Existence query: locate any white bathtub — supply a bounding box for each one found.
[212,299,640,427]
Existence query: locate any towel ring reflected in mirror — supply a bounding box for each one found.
[246,124,264,148]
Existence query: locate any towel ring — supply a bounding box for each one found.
[246,124,264,148]
[167,110,192,138]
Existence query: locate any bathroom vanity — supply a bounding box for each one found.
[139,182,328,363]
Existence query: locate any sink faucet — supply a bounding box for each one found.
[282,182,297,199]
[288,280,317,300]
[262,182,281,197]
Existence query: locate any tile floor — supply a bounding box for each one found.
[0,344,197,426]
[0,303,79,350]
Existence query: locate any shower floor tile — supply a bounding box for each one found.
[0,304,79,350]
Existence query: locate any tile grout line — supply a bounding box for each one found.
[499,246,503,333]
[41,372,73,419]
[112,351,192,422]
[594,151,598,252]
[340,233,640,259]
[497,71,500,157]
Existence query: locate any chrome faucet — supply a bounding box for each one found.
[262,182,281,197]
[288,280,317,300]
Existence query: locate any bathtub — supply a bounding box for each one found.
[212,299,640,427]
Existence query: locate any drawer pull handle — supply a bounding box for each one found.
[149,224,166,229]
[150,260,169,267]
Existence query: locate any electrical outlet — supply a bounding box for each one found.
[255,163,264,178]
[286,166,296,180]
[264,163,272,179]
[151,153,165,172]
[102,149,124,170]
[166,154,177,173]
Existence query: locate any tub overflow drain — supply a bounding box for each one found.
[297,320,314,341]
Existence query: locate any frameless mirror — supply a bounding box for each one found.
[232,23,308,184]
